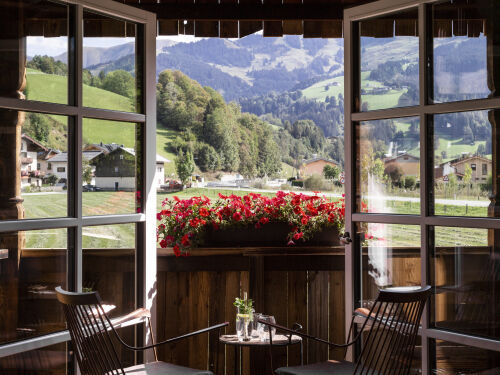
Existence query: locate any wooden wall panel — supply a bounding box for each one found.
[287,271,308,366]
[307,271,329,364]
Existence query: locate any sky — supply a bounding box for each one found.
[27,35,204,57]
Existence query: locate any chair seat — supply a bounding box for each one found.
[121,361,213,375]
[275,360,356,375]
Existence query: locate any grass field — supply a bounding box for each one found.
[301,76,344,102]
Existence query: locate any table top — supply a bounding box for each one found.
[219,334,301,347]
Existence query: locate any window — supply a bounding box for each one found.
[120,155,124,160]
[0,0,154,368]
[345,0,500,372]
[115,166,119,173]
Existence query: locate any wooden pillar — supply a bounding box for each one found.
[0,1,26,341]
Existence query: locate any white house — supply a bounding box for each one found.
[42,150,103,183]
[20,134,47,188]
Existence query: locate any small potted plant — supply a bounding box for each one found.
[233,293,253,341]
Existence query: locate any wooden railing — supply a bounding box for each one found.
[156,246,346,375]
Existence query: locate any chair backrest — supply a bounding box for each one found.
[354,285,431,375]
[55,287,125,375]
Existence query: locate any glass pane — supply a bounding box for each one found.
[431,339,500,374]
[356,117,420,214]
[433,110,492,217]
[0,229,67,344]
[431,226,499,339]
[83,11,138,112]
[356,223,421,305]
[83,223,136,367]
[0,0,69,105]
[82,119,141,216]
[359,9,419,111]
[432,0,499,103]
[0,342,72,374]
[0,111,68,220]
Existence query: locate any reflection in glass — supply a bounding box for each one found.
[431,339,500,374]
[0,342,72,373]
[83,11,137,112]
[359,9,419,111]
[431,227,499,339]
[0,229,67,345]
[0,0,69,105]
[432,0,499,103]
[83,223,136,367]
[356,223,421,304]
[433,110,492,217]
[0,111,68,220]
[356,117,420,214]
[82,119,140,216]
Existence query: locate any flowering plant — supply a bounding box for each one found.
[157,191,345,256]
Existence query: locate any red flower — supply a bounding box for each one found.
[181,235,190,246]
[301,216,309,225]
[159,239,168,248]
[199,207,210,217]
[259,217,269,225]
[173,244,181,257]
[293,206,303,215]
[189,218,199,228]
[233,212,242,221]
[156,213,162,221]
[293,232,304,240]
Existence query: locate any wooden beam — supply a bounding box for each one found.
[136,3,345,21]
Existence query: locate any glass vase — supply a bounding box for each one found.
[236,307,252,341]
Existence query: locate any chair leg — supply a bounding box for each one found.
[147,317,158,361]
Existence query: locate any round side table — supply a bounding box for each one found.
[219,334,302,375]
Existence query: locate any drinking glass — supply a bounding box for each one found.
[257,315,276,342]
[251,312,262,338]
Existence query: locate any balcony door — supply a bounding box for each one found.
[0,0,157,372]
[344,0,500,373]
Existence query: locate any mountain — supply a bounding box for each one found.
[79,35,344,101]
[54,39,178,68]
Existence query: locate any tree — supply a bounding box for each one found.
[82,158,93,185]
[477,143,486,156]
[403,176,416,190]
[384,164,404,187]
[323,164,340,181]
[175,150,195,187]
[101,70,135,98]
[463,164,472,186]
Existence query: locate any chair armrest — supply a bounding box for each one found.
[111,308,151,328]
[110,321,229,351]
[257,319,356,349]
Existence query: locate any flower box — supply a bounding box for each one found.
[157,191,345,256]
[203,222,341,248]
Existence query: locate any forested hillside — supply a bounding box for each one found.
[156,70,340,176]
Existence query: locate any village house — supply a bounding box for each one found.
[39,150,103,183]
[20,134,47,189]
[435,155,492,183]
[90,144,168,190]
[300,157,338,177]
[383,152,420,177]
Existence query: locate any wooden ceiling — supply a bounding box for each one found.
[118,0,372,38]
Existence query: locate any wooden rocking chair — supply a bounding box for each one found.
[55,287,228,375]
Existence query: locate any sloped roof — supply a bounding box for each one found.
[303,157,338,165]
[21,133,48,152]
